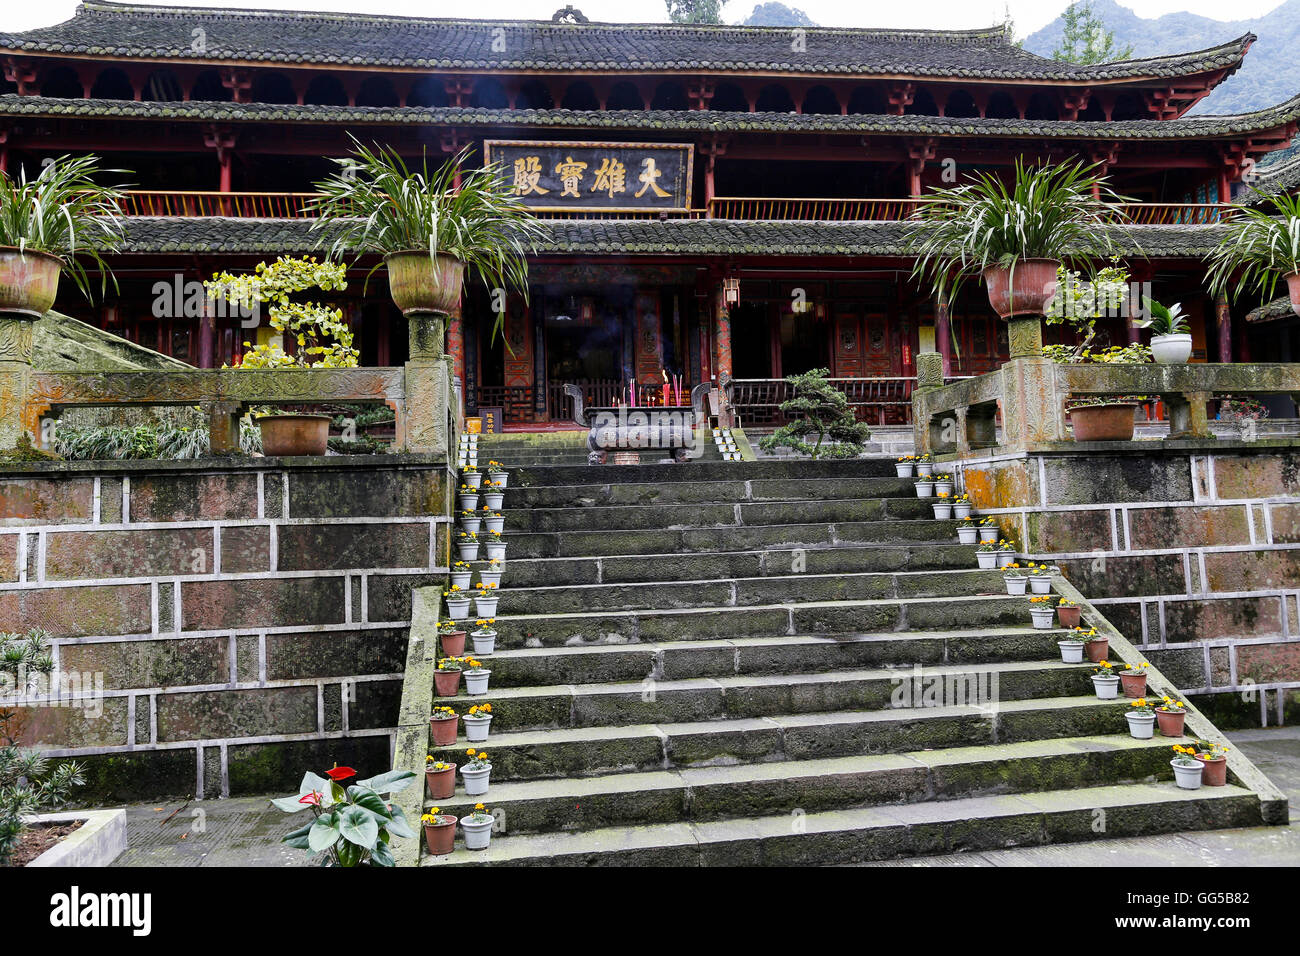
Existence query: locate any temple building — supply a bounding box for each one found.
[2,1,1298,426]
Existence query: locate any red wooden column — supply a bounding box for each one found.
[713,286,733,381]
[447,297,465,384]
[1215,292,1233,363]
[935,295,953,378]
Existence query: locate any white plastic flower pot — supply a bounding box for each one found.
[1030,608,1056,630]
[450,571,472,589]
[978,528,999,543]
[933,504,953,519]
[445,598,472,619]
[461,765,492,796]
[1058,640,1084,663]
[1126,712,1156,739]
[896,463,914,478]
[486,543,507,561]
[457,543,480,561]
[483,493,505,510]
[471,632,497,656]
[462,473,482,490]
[464,670,491,695]
[958,527,979,544]
[1171,760,1204,790]
[1005,576,1028,595]
[915,482,935,498]
[934,481,954,495]
[997,552,1016,568]
[1030,577,1052,595]
[1150,333,1193,365]
[478,571,502,587]
[484,516,505,534]
[461,816,494,850]
[474,597,499,617]
[1092,675,1120,699]
[463,715,492,743]
[916,463,934,478]
[976,552,998,570]
[460,516,482,533]
[458,494,480,511]
[954,504,972,519]
[488,471,508,488]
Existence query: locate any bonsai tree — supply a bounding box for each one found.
[0,629,84,866]
[0,153,127,308]
[309,138,545,340]
[758,367,871,459]
[1205,191,1300,308]
[1044,260,1133,362]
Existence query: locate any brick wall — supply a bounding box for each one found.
[0,457,450,802]
[958,444,1300,719]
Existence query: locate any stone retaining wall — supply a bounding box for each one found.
[0,456,451,802]
[955,442,1300,720]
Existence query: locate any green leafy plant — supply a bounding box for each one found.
[0,153,127,300]
[1205,191,1300,303]
[1135,297,1189,336]
[757,367,871,459]
[270,765,416,867]
[53,407,261,460]
[309,138,546,341]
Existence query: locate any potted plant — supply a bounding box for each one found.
[460,803,495,851]
[450,561,474,590]
[931,474,954,496]
[463,703,493,743]
[487,461,509,487]
[1193,741,1229,786]
[1119,661,1149,698]
[456,532,480,562]
[434,657,464,698]
[484,532,507,562]
[1078,626,1109,663]
[460,749,492,796]
[1067,396,1142,443]
[463,659,492,696]
[932,492,954,520]
[481,480,505,511]
[1155,697,1188,738]
[462,465,482,490]
[1170,745,1205,790]
[425,757,456,800]
[471,620,498,656]
[473,584,500,617]
[1028,595,1056,629]
[457,485,481,511]
[429,704,459,746]
[896,455,916,478]
[312,139,545,344]
[478,562,503,588]
[483,511,506,535]
[437,620,467,657]
[1003,563,1028,595]
[914,476,935,498]
[459,510,483,534]
[976,540,999,570]
[1206,190,1300,318]
[1091,661,1120,699]
[915,454,934,478]
[1058,633,1085,663]
[1135,297,1192,364]
[1056,598,1081,629]
[996,540,1017,569]
[1028,563,1054,595]
[977,517,999,543]
[444,585,473,619]
[1126,698,1157,739]
[271,765,416,867]
[956,518,979,545]
[952,493,972,519]
[421,808,458,857]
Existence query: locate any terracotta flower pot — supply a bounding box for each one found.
[426,764,456,800]
[982,258,1060,318]
[433,669,461,698]
[256,414,330,456]
[1057,606,1081,628]
[1085,637,1109,663]
[440,631,467,657]
[429,714,458,747]
[1119,671,1147,698]
[0,246,63,315]
[1156,708,1187,737]
[1287,272,1300,318]
[1068,404,1137,442]
[385,250,464,316]
[1197,754,1227,787]
[423,816,457,856]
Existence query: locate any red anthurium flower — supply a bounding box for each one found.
[299,791,322,806]
[325,764,356,781]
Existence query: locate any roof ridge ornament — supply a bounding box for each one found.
[552,6,588,23]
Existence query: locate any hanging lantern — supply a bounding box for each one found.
[722,276,740,306]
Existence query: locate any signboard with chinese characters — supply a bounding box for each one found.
[484,140,694,212]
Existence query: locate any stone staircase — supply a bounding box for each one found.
[473,430,591,468]
[417,458,1285,866]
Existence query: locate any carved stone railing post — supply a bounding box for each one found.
[404,310,453,456]
[206,401,243,455]
[911,351,945,455]
[998,356,1067,451]
[0,310,35,448]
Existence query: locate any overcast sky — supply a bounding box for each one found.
[0,0,1289,36]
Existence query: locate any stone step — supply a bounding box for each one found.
[508,458,899,488]
[422,735,1183,835]
[426,696,1130,782]
[493,568,1007,616]
[496,544,975,588]
[507,476,918,509]
[503,518,960,558]
[472,628,1070,688]
[420,782,1260,866]
[431,660,1090,732]
[494,497,935,534]
[481,592,1030,647]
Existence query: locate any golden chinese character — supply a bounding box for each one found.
[511,156,548,196]
[554,156,588,198]
[590,157,627,199]
[634,157,671,199]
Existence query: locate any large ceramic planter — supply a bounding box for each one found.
[1057,605,1081,629]
[1197,755,1227,787]
[461,816,494,851]
[0,246,63,315]
[1086,637,1109,663]
[256,414,330,457]
[463,714,492,743]
[1287,272,1300,317]
[1171,760,1204,790]
[1119,671,1147,698]
[1069,404,1137,442]
[1092,674,1120,699]
[464,669,491,695]
[440,631,466,657]
[1156,708,1187,737]
[423,816,458,856]
[385,250,464,316]
[461,764,492,796]
[1126,712,1156,739]
[1150,333,1193,365]
[983,259,1060,318]
[426,765,455,800]
[433,670,461,698]
[429,713,458,747]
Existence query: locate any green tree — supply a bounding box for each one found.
[1052,1,1133,64]
[666,0,727,24]
[758,368,872,460]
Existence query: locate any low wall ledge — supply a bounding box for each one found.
[0,452,452,477]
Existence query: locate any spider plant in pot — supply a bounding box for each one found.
[463,659,492,696]
[483,510,505,534]
[1134,296,1192,364]
[1028,595,1056,629]
[977,517,999,543]
[975,540,999,570]
[480,479,505,511]
[1155,696,1188,737]
[487,460,508,487]
[463,702,493,743]
[460,749,492,796]
[914,475,935,498]
[450,561,473,589]
[456,531,480,562]
[896,455,916,478]
[434,657,465,698]
[957,518,979,545]
[1170,745,1204,790]
[473,583,500,617]
[1193,740,1229,786]
[1119,661,1149,698]
[471,618,497,655]
[459,509,482,534]
[932,490,954,520]
[1205,190,1300,319]
[311,138,546,346]
[478,561,503,588]
[425,757,457,800]
[952,493,972,519]
[429,704,459,747]
[437,619,467,657]
[421,807,458,856]
[460,803,495,851]
[1056,598,1081,629]
[443,585,472,619]
[1028,563,1054,594]
[0,152,126,315]
[1002,562,1028,595]
[1125,698,1157,739]
[1057,633,1085,663]
[1091,660,1120,698]
[908,158,1125,357]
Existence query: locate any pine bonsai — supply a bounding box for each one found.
[758,368,871,459]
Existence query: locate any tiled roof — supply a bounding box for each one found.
[113,215,1227,258]
[6,93,1300,142]
[1247,156,1300,202]
[0,2,1254,82]
[1244,295,1298,323]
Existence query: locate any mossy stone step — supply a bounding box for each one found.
[504,497,934,533]
[509,476,918,509]
[508,458,899,488]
